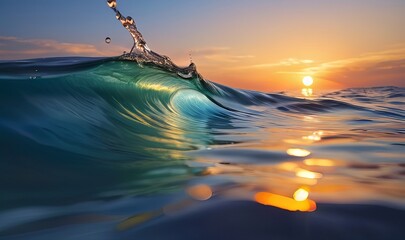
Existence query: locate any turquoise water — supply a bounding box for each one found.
[0,57,404,239]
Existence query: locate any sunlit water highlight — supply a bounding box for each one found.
[0,1,404,239]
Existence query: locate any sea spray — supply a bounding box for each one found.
[106,0,199,79]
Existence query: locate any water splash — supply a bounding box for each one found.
[106,0,199,79]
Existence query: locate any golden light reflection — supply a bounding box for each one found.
[136,82,177,93]
[203,167,223,175]
[287,148,311,157]
[303,131,324,141]
[117,210,163,231]
[303,116,320,123]
[277,162,299,172]
[283,139,306,144]
[296,168,323,179]
[187,184,213,201]
[304,158,336,167]
[255,192,316,212]
[301,88,313,97]
[316,130,324,135]
[293,188,309,201]
[303,134,321,141]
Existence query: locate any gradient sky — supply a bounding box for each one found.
[1,0,404,91]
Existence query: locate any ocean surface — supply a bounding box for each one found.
[0,56,404,239]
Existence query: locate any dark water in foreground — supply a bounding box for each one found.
[0,57,404,239]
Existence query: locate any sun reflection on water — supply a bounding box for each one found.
[255,191,316,212]
[304,158,337,167]
[296,168,323,179]
[301,88,313,97]
[159,90,405,216]
[293,188,310,201]
[303,131,324,141]
[287,148,311,157]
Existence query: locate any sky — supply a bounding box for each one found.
[0,0,404,91]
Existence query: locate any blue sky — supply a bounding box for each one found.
[1,0,404,90]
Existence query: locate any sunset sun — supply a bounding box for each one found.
[302,76,314,87]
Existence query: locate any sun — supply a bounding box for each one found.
[302,76,314,87]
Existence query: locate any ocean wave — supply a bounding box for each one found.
[0,57,404,210]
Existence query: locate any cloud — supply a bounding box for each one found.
[304,47,405,74]
[236,58,315,70]
[240,46,405,88]
[0,36,126,60]
[190,47,254,63]
[251,58,314,69]
[303,46,405,87]
[191,47,230,56]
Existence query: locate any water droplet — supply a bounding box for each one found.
[105,37,111,44]
[107,0,116,8]
[119,16,126,25]
[189,51,193,64]
[105,0,198,79]
[115,12,121,20]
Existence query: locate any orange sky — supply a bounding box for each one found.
[183,46,405,91]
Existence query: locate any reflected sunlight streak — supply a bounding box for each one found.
[287,148,311,157]
[255,192,316,212]
[301,88,313,97]
[296,168,323,179]
[293,188,310,201]
[303,131,324,141]
[304,158,336,167]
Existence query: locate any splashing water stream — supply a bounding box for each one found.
[107,0,198,79]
